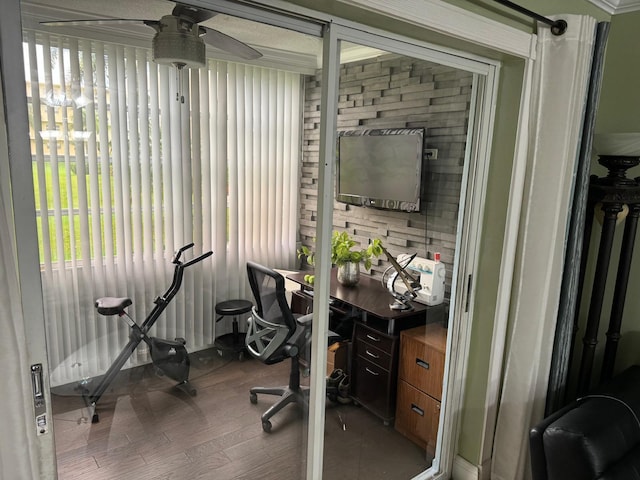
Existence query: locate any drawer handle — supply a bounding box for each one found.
[416,358,430,370]
[365,349,380,359]
[366,334,381,342]
[365,367,380,376]
[411,404,424,416]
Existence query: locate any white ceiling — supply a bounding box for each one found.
[20,0,327,73]
[21,0,319,50]
[588,0,640,14]
[20,0,394,73]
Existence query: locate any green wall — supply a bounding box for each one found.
[578,10,640,387]
[597,10,640,133]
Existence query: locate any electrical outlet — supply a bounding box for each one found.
[425,148,438,160]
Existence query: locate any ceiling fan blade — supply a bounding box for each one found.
[40,19,157,28]
[200,26,262,60]
[172,3,217,24]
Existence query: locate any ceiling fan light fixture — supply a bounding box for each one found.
[40,4,261,68]
[152,15,206,69]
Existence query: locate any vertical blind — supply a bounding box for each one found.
[24,30,302,386]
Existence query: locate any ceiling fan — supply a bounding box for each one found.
[40,2,263,69]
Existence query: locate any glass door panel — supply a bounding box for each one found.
[21,0,321,478]
[304,29,489,479]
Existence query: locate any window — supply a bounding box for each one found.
[24,30,302,386]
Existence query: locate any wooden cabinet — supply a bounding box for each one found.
[395,323,447,454]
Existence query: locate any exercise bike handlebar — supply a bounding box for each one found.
[183,250,213,268]
[138,246,212,335]
[173,243,195,264]
[172,243,213,267]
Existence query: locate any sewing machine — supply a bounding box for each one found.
[386,254,446,306]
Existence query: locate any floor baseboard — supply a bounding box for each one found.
[452,455,479,480]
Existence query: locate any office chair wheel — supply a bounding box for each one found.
[250,392,258,404]
[262,420,272,433]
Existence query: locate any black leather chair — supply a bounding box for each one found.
[530,365,640,480]
[245,261,315,433]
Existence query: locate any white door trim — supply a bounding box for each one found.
[0,0,55,478]
[338,0,536,59]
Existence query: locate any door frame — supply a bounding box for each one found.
[0,0,56,478]
[313,21,503,479]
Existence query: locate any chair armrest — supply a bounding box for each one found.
[295,312,314,327]
[294,312,341,341]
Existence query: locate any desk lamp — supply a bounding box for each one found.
[381,247,422,310]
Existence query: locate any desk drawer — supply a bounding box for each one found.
[354,323,394,353]
[290,290,313,315]
[395,379,440,453]
[352,355,394,421]
[355,338,392,370]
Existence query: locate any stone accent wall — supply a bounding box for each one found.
[299,54,473,296]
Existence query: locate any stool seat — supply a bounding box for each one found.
[214,299,253,361]
[215,299,253,316]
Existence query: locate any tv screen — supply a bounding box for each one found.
[336,128,425,212]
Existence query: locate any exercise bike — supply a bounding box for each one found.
[84,243,212,423]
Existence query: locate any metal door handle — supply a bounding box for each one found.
[366,334,380,342]
[411,404,424,416]
[365,367,380,376]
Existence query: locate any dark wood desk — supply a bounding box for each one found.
[287,269,445,424]
[287,269,432,335]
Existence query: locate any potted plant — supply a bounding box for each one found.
[297,231,383,286]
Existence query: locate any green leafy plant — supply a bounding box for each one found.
[297,231,384,284]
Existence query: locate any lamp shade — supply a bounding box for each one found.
[593,133,640,157]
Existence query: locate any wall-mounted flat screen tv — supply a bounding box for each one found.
[336,128,425,212]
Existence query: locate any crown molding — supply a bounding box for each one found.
[587,0,640,15]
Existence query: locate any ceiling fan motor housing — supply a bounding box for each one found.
[152,15,205,69]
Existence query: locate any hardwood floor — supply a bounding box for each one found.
[51,349,432,479]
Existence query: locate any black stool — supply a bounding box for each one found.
[214,299,253,361]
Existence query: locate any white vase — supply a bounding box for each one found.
[337,262,360,286]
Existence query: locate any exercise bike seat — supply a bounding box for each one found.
[95,297,132,316]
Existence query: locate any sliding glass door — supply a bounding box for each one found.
[16,1,500,478]
[309,23,499,479]
[22,1,321,478]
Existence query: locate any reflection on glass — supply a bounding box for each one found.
[22,0,318,478]
[297,41,472,479]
